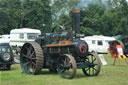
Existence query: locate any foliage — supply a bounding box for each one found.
[80,4,105,35]
[51,0,128,36]
[80,0,128,36]
[0,0,52,34]
[0,0,128,36]
[51,0,80,27]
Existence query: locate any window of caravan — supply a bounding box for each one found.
[27,33,38,39]
[92,40,95,44]
[98,40,103,45]
[19,33,24,39]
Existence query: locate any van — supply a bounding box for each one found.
[0,39,14,70]
[10,28,41,47]
[81,36,108,54]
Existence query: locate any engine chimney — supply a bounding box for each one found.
[72,9,80,38]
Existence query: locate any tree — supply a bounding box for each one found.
[80,4,105,35]
[21,0,52,32]
[51,0,80,26]
[116,0,128,35]
[80,0,128,36]
[0,0,22,34]
[0,0,52,34]
[107,0,128,35]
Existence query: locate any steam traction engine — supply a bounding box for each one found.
[20,10,101,79]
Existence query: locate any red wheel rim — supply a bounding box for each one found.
[109,40,123,58]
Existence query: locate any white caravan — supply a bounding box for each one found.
[10,28,41,47]
[81,36,108,54]
[0,34,10,39]
[0,35,10,43]
[92,35,116,49]
[0,38,10,43]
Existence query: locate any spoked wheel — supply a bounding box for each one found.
[109,40,124,58]
[82,52,101,76]
[57,54,77,79]
[20,42,44,75]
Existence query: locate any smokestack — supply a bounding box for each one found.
[72,9,80,38]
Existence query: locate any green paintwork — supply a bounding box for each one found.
[77,62,89,69]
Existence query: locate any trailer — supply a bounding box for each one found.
[0,34,10,39]
[10,28,41,47]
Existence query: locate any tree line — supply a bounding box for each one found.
[0,0,128,36]
[0,0,51,34]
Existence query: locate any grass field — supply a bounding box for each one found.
[0,54,128,85]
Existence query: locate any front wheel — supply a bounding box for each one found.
[82,52,101,76]
[57,54,77,79]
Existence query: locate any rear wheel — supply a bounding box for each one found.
[20,42,44,74]
[57,54,77,79]
[82,52,101,76]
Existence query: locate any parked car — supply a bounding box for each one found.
[0,39,14,70]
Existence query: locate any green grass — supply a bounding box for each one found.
[0,54,128,85]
